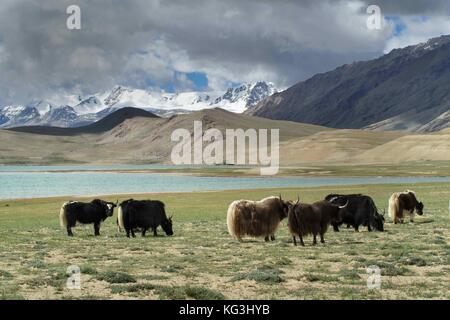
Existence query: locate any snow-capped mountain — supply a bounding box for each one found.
[0,82,277,128]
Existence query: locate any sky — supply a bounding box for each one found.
[0,0,449,105]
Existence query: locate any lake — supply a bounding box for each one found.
[1,165,450,200]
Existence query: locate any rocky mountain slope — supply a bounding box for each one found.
[248,35,450,132]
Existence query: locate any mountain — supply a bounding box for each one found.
[8,107,159,136]
[0,81,277,129]
[4,107,450,166]
[247,35,450,132]
[0,108,328,165]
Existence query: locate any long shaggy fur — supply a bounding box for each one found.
[226,196,286,241]
[389,190,416,222]
[388,193,399,220]
[117,205,125,231]
[59,202,69,228]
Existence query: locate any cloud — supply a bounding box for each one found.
[384,15,450,53]
[358,0,450,15]
[0,0,446,105]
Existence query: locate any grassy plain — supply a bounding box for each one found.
[0,182,449,300]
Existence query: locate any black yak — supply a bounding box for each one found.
[118,199,173,238]
[325,194,385,232]
[59,199,117,236]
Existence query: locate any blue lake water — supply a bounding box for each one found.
[1,166,450,200]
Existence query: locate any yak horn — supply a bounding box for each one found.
[338,200,348,209]
[296,195,300,205]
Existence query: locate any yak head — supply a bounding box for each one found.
[104,200,118,217]
[286,196,301,218]
[331,200,348,225]
[372,210,385,232]
[161,215,174,236]
[415,202,424,216]
[279,194,292,219]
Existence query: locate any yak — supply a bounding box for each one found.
[388,190,424,224]
[59,199,117,236]
[118,199,173,238]
[227,196,290,242]
[325,194,385,232]
[287,198,346,246]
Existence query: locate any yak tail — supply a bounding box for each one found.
[117,205,125,231]
[226,201,239,238]
[388,193,399,220]
[59,202,69,228]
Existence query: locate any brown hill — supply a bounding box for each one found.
[0,108,449,165]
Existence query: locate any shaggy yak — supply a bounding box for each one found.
[226,196,290,242]
[59,199,117,236]
[388,190,424,224]
[287,198,346,246]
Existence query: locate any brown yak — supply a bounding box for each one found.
[287,198,346,246]
[227,196,290,242]
[388,190,424,224]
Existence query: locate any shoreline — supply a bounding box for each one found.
[1,167,450,178]
[1,180,450,202]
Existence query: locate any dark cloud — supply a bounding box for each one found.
[358,0,450,15]
[0,0,446,105]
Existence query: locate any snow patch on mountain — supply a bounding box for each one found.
[0,82,277,128]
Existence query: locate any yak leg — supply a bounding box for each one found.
[354,225,359,232]
[270,235,276,241]
[153,228,158,237]
[313,234,317,245]
[299,235,305,247]
[367,223,372,232]
[94,223,100,236]
[264,236,270,242]
[126,229,131,238]
[142,228,147,237]
[333,224,340,232]
[292,236,297,246]
[130,229,136,238]
[320,233,325,244]
[67,226,73,237]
